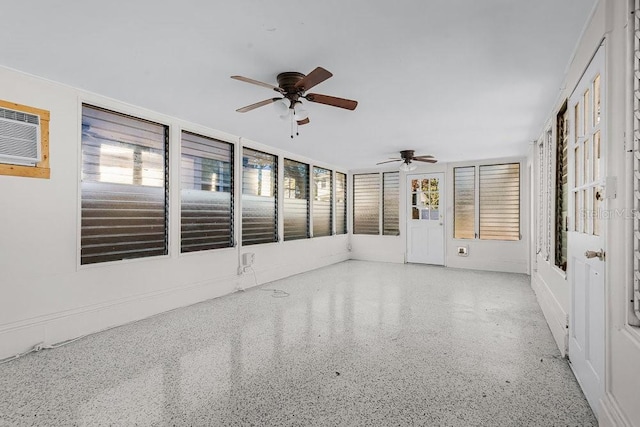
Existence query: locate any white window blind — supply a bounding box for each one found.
[242,148,277,245]
[454,166,475,239]
[283,159,310,241]
[80,105,168,265]
[383,172,399,235]
[180,131,233,253]
[353,173,380,235]
[313,166,332,237]
[479,163,520,241]
[335,172,347,235]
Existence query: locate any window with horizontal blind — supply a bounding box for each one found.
[313,166,332,237]
[454,166,475,239]
[335,172,347,235]
[283,159,310,241]
[383,172,399,235]
[80,105,168,265]
[479,163,520,240]
[556,105,569,271]
[353,173,380,235]
[242,148,277,245]
[180,131,233,253]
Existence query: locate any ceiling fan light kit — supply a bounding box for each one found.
[376,149,438,170]
[231,67,358,138]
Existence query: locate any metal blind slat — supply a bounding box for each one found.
[353,173,380,235]
[383,172,399,235]
[180,132,233,253]
[242,148,278,245]
[454,166,476,239]
[283,159,310,241]
[80,105,168,265]
[313,167,333,237]
[479,163,520,241]
[336,172,347,234]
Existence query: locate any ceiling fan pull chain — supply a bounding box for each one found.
[290,112,294,139]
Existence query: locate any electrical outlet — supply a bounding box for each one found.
[457,246,469,257]
[242,252,255,267]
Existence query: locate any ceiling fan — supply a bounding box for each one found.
[376,150,438,171]
[231,67,358,137]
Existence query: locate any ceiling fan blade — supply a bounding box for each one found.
[413,158,438,163]
[295,67,333,91]
[376,159,402,165]
[297,117,310,126]
[231,75,282,92]
[413,155,435,159]
[236,98,280,113]
[305,93,358,110]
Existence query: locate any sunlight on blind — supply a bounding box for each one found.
[284,159,309,241]
[180,131,233,253]
[383,172,399,235]
[479,163,520,240]
[313,167,333,237]
[81,105,168,265]
[353,173,380,235]
[242,148,277,245]
[335,172,347,234]
[454,166,475,239]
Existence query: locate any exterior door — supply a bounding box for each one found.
[567,45,605,414]
[406,173,444,264]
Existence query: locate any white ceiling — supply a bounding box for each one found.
[2,0,595,169]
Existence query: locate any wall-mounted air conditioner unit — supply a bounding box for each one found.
[0,107,41,166]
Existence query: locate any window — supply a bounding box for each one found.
[0,99,50,179]
[313,166,332,237]
[242,148,277,245]
[283,159,310,241]
[383,172,400,235]
[335,172,347,234]
[555,104,568,270]
[453,166,475,239]
[80,105,168,265]
[353,174,380,235]
[453,162,520,241]
[180,131,233,253]
[631,1,640,324]
[479,163,520,240]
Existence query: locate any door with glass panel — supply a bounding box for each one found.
[406,173,444,264]
[567,45,605,414]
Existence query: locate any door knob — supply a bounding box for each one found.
[584,249,605,261]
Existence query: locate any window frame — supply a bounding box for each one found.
[452,160,523,242]
[283,158,310,241]
[312,166,333,238]
[79,103,170,266]
[241,147,279,246]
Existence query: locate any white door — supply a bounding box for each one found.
[406,173,444,264]
[567,45,605,414]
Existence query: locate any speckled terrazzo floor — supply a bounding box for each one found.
[0,261,596,426]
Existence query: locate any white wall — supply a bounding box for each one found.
[532,1,640,425]
[0,67,350,361]
[349,159,530,275]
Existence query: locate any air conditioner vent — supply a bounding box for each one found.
[0,107,41,166]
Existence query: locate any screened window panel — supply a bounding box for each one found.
[479,163,520,240]
[556,108,569,270]
[383,172,399,235]
[283,159,310,241]
[353,173,380,235]
[180,131,233,253]
[335,172,347,234]
[454,166,476,239]
[81,105,168,265]
[242,148,277,245]
[313,167,333,237]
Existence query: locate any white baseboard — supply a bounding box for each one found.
[0,253,348,361]
[531,273,568,356]
[600,392,633,427]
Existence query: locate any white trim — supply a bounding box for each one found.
[531,272,569,355]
